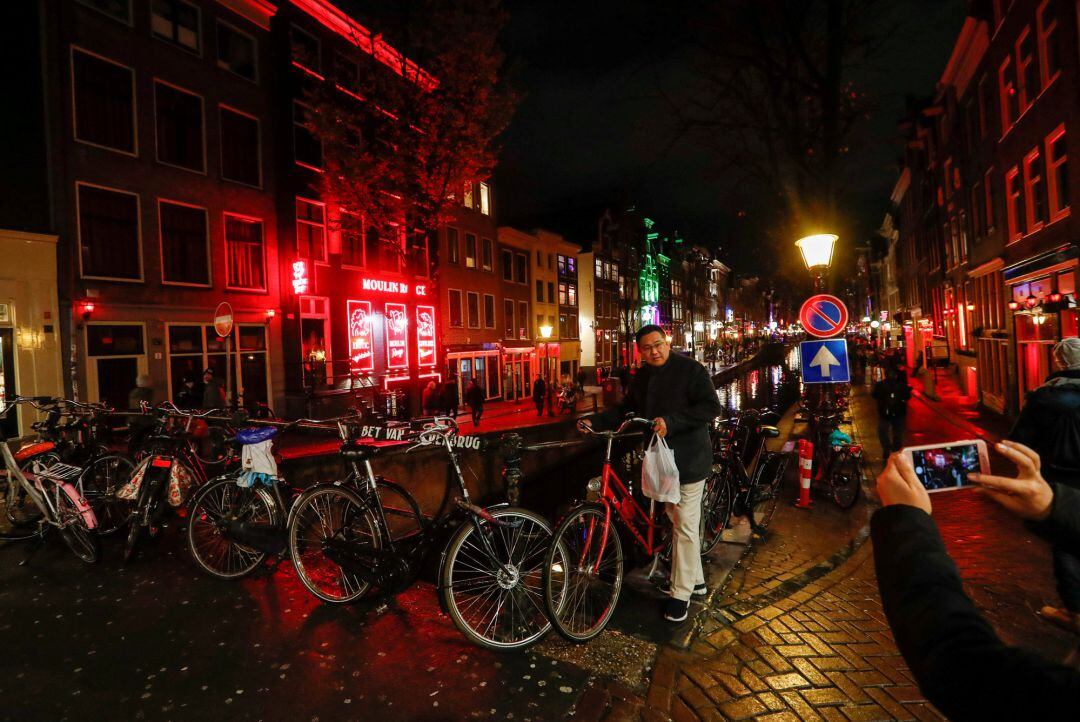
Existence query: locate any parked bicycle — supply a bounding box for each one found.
[0,397,103,563]
[3,396,134,534]
[701,408,789,553]
[806,406,863,509]
[287,415,555,651]
[540,415,670,642]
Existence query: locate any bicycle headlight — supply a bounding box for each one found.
[586,477,602,493]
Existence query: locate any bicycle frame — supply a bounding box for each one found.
[1,431,97,531]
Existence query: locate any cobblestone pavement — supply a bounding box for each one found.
[570,377,1077,721]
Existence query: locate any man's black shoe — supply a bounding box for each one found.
[664,598,690,622]
[660,581,707,597]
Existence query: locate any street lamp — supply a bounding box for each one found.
[539,325,554,416]
[795,233,838,293]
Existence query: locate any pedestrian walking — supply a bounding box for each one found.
[441,375,460,418]
[532,375,546,416]
[465,378,484,426]
[582,324,722,622]
[576,367,588,393]
[1008,336,1080,632]
[617,365,631,394]
[422,380,440,416]
[202,368,226,410]
[176,374,202,409]
[871,365,911,454]
[128,373,155,453]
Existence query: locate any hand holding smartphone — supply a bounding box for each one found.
[900,440,989,493]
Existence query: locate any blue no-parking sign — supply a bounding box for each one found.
[800,339,850,384]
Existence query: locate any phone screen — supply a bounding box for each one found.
[910,443,983,491]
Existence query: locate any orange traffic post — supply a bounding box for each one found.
[795,438,813,509]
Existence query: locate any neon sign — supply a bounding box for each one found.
[347,300,374,371]
[385,302,408,369]
[292,260,309,294]
[360,277,429,296]
[416,305,436,367]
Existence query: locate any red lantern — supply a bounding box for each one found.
[1050,292,1063,304]
[1008,301,1020,311]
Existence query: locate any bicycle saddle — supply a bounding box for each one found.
[235,427,278,445]
[339,439,383,460]
[758,425,780,438]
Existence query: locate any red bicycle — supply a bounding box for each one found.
[541,416,667,642]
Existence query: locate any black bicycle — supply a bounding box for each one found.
[700,408,789,552]
[287,416,555,651]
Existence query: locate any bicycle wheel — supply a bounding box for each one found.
[55,487,100,564]
[192,425,234,466]
[749,455,787,528]
[187,478,276,579]
[542,503,623,643]
[700,469,734,556]
[5,453,57,526]
[441,506,553,651]
[80,454,135,535]
[829,454,862,510]
[288,485,381,604]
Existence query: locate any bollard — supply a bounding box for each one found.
[795,438,813,509]
[500,432,524,505]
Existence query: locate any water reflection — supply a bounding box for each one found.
[713,344,803,418]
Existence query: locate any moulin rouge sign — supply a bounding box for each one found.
[416,305,436,367]
[348,301,374,371]
[385,302,409,369]
[361,277,429,297]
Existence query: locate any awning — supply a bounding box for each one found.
[1004,244,1078,283]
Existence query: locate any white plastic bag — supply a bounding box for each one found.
[641,435,681,504]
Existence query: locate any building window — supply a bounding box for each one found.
[77,0,132,23]
[1016,27,1039,114]
[159,200,209,286]
[483,294,495,328]
[978,74,992,138]
[290,24,320,74]
[224,214,264,290]
[972,182,984,239]
[447,227,460,265]
[216,20,257,82]
[77,183,141,280]
[333,52,361,94]
[293,102,322,170]
[407,232,430,278]
[71,48,136,155]
[151,0,200,53]
[481,237,493,271]
[479,182,491,215]
[536,280,543,302]
[1005,166,1024,242]
[465,233,477,268]
[463,183,474,209]
[519,301,529,339]
[984,167,997,232]
[467,292,480,328]
[1037,0,1061,87]
[155,81,204,172]
[1046,124,1069,222]
[999,56,1017,131]
[448,289,463,327]
[503,299,514,337]
[296,198,326,263]
[501,248,513,281]
[514,253,527,284]
[595,258,603,278]
[1023,147,1047,232]
[547,281,554,303]
[341,214,364,267]
[220,106,260,186]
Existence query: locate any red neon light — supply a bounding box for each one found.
[416,305,436,367]
[292,260,309,294]
[359,277,429,296]
[385,302,408,369]
[347,300,374,371]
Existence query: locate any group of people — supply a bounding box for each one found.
[128,367,226,413]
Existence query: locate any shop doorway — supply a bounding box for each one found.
[503,354,532,401]
[0,329,17,438]
[86,324,146,409]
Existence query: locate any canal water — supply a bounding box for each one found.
[713,343,803,417]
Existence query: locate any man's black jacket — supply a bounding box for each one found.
[1009,369,1080,487]
[592,352,721,483]
[872,485,1080,721]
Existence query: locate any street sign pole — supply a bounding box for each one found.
[214,302,235,410]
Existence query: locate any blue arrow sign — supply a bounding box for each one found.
[800,339,851,384]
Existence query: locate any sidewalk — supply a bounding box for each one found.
[904,366,1012,444]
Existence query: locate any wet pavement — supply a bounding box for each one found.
[3,348,1072,721]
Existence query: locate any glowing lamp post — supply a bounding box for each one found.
[539,325,554,415]
[795,233,838,292]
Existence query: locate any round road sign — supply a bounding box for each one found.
[799,294,848,338]
[214,302,234,338]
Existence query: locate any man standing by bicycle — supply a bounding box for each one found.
[582,324,722,622]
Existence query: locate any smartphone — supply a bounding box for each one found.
[901,439,989,493]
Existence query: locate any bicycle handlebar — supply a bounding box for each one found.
[578,416,654,437]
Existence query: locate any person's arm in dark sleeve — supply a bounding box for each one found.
[1029,483,1080,556]
[662,363,721,434]
[872,505,1080,721]
[587,375,639,431]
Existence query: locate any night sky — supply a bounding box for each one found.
[495,0,966,272]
